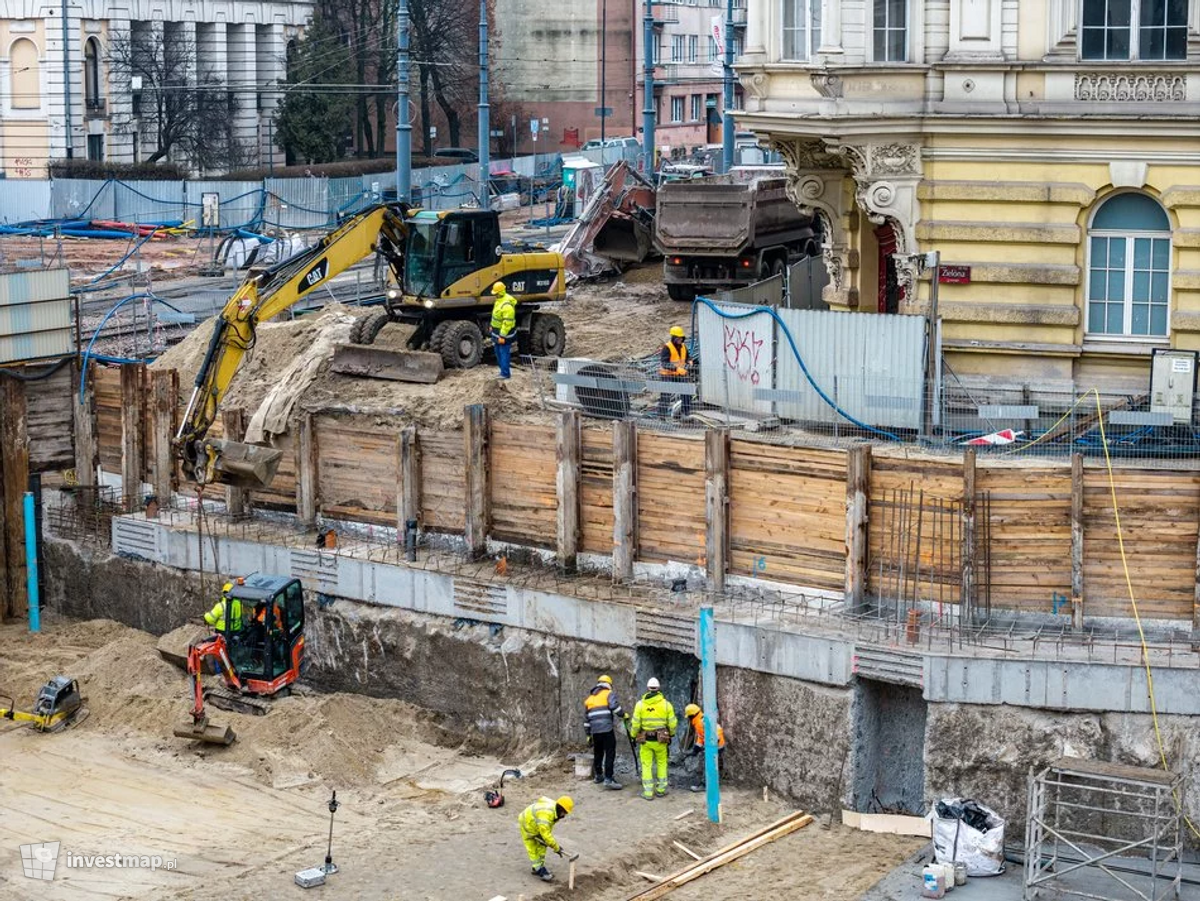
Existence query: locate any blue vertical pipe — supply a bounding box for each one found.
[721,0,735,173]
[477,0,490,210]
[642,4,655,176]
[24,492,40,632]
[699,605,719,822]
[396,0,412,203]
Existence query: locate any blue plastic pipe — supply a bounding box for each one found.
[24,491,39,632]
[699,605,719,822]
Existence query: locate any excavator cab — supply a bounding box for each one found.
[404,210,501,298]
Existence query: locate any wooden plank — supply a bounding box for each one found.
[464,405,489,560]
[612,420,636,581]
[557,411,581,573]
[1071,453,1084,627]
[637,433,705,565]
[120,363,146,494]
[296,413,318,527]
[25,363,75,473]
[73,359,97,487]
[149,369,177,504]
[223,408,250,516]
[705,429,729,592]
[0,375,29,622]
[94,366,123,473]
[845,445,870,608]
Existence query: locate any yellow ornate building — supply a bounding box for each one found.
[736,0,1200,383]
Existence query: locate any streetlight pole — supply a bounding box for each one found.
[601,0,608,150]
[396,0,411,202]
[642,1,655,176]
[721,0,735,173]
[478,0,490,210]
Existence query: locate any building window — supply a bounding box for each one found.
[1087,193,1172,338]
[10,38,40,109]
[87,134,104,161]
[671,35,685,61]
[688,34,698,62]
[874,0,908,61]
[1081,0,1187,60]
[690,93,702,120]
[84,37,105,115]
[670,96,685,122]
[782,0,822,61]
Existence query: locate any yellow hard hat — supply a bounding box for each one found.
[222,582,233,593]
[597,675,613,685]
[491,281,507,296]
[685,703,701,717]
[556,795,574,815]
[669,326,685,338]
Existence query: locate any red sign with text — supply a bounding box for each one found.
[939,265,971,284]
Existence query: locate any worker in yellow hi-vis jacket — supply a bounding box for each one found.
[628,677,678,800]
[517,795,577,882]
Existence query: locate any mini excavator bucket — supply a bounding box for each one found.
[173,716,236,745]
[204,439,284,490]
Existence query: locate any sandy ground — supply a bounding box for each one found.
[151,272,683,430]
[0,616,920,901]
[0,233,218,282]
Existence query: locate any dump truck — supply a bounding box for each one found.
[654,171,819,301]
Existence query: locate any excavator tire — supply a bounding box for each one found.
[440,320,484,369]
[428,320,453,357]
[350,310,390,346]
[528,313,565,358]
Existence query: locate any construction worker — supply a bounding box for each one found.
[203,583,243,632]
[517,795,577,882]
[629,677,677,800]
[584,674,625,790]
[684,703,726,792]
[490,281,518,380]
[657,326,693,418]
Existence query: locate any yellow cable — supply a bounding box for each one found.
[1094,393,1200,840]
[999,388,1099,456]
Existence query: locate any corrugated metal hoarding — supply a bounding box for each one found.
[0,269,73,364]
[0,180,53,223]
[696,301,775,414]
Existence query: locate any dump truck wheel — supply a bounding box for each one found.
[771,258,786,278]
[529,313,565,358]
[440,320,484,369]
[351,310,389,346]
[667,284,696,302]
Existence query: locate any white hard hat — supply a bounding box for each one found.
[647,677,660,691]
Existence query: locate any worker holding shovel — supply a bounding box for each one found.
[517,795,577,882]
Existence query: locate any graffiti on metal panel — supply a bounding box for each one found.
[722,324,765,385]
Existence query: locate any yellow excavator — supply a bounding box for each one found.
[174,203,566,489]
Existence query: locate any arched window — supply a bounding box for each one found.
[1087,193,1171,338]
[10,38,40,109]
[84,38,101,107]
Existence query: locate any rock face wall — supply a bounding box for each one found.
[853,680,928,816]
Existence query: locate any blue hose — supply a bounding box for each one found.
[78,293,186,402]
[690,296,902,441]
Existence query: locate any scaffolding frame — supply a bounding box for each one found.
[1024,757,1182,901]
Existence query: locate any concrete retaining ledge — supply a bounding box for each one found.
[115,515,1200,717]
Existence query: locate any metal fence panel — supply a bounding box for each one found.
[186,180,263,230]
[51,178,113,220]
[112,180,187,224]
[264,176,330,229]
[710,274,784,308]
[328,176,366,215]
[773,309,926,430]
[786,256,830,310]
[696,301,775,414]
[0,268,72,363]
[0,179,52,222]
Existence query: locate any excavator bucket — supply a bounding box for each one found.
[173,717,236,745]
[330,344,444,384]
[204,439,284,490]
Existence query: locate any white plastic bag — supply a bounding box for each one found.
[930,798,1006,877]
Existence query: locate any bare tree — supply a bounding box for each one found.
[108,28,251,170]
[410,0,474,149]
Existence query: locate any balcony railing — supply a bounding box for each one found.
[85,97,106,118]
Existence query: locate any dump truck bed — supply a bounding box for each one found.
[653,175,804,257]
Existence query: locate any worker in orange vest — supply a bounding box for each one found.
[684,702,726,793]
[657,326,693,419]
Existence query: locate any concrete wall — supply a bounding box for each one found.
[852,680,928,815]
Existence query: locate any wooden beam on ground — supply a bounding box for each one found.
[844,445,871,608]
[120,362,146,496]
[296,412,318,527]
[961,448,976,620]
[612,420,637,582]
[624,812,814,900]
[1071,452,1084,629]
[149,369,177,505]
[222,408,250,517]
[464,405,490,560]
[398,425,420,534]
[556,410,581,574]
[704,428,729,593]
[672,841,702,861]
[0,374,30,622]
[72,358,97,488]
[635,872,663,883]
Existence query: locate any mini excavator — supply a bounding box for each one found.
[1,676,89,733]
[174,203,567,491]
[173,574,306,745]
